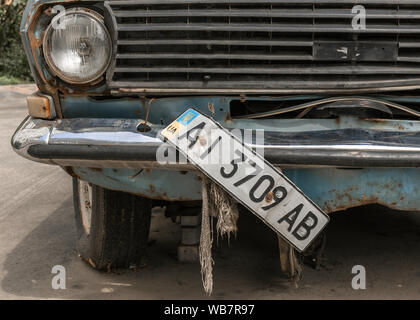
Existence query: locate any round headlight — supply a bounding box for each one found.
[43,8,111,84]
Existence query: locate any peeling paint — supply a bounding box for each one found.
[72,167,202,202]
[68,166,420,212]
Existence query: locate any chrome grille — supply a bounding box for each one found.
[106,0,420,93]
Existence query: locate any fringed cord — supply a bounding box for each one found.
[199,176,214,295]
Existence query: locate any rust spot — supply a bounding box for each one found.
[88,167,102,172]
[179,171,188,175]
[28,33,42,50]
[240,94,246,103]
[208,102,215,117]
[224,112,233,122]
[325,184,390,213]
[26,5,64,118]
[149,184,156,193]
[62,166,80,179]
[265,191,274,202]
[133,191,194,201]
[324,195,380,213]
[44,7,52,16]
[362,118,386,123]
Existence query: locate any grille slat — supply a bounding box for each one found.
[116,53,313,60]
[117,39,314,46]
[113,9,420,19]
[398,57,420,63]
[114,66,420,74]
[108,0,420,5]
[117,24,420,34]
[112,78,420,90]
[107,0,420,93]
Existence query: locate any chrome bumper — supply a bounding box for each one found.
[11,116,420,169]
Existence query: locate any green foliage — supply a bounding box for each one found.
[0,74,22,84]
[0,0,32,83]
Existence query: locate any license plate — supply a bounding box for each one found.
[159,108,329,252]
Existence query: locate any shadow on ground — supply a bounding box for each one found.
[2,201,420,299]
[1,198,76,298]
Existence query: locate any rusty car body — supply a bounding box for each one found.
[11,0,420,268]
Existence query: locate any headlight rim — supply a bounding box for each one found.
[42,7,112,85]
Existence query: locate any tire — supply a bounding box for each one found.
[73,177,152,270]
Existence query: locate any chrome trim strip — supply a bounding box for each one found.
[253,144,420,152]
[11,117,420,168]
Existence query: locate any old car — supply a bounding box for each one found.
[11,0,420,272]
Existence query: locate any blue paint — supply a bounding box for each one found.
[72,166,420,213]
[282,168,420,213]
[60,95,321,123]
[59,96,420,132]
[72,167,202,201]
[62,96,420,212]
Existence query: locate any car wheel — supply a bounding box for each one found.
[73,177,152,270]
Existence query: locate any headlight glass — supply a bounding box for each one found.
[43,9,111,84]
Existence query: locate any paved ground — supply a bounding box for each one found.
[0,84,419,300]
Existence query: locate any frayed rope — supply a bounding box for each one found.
[199,176,239,295]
